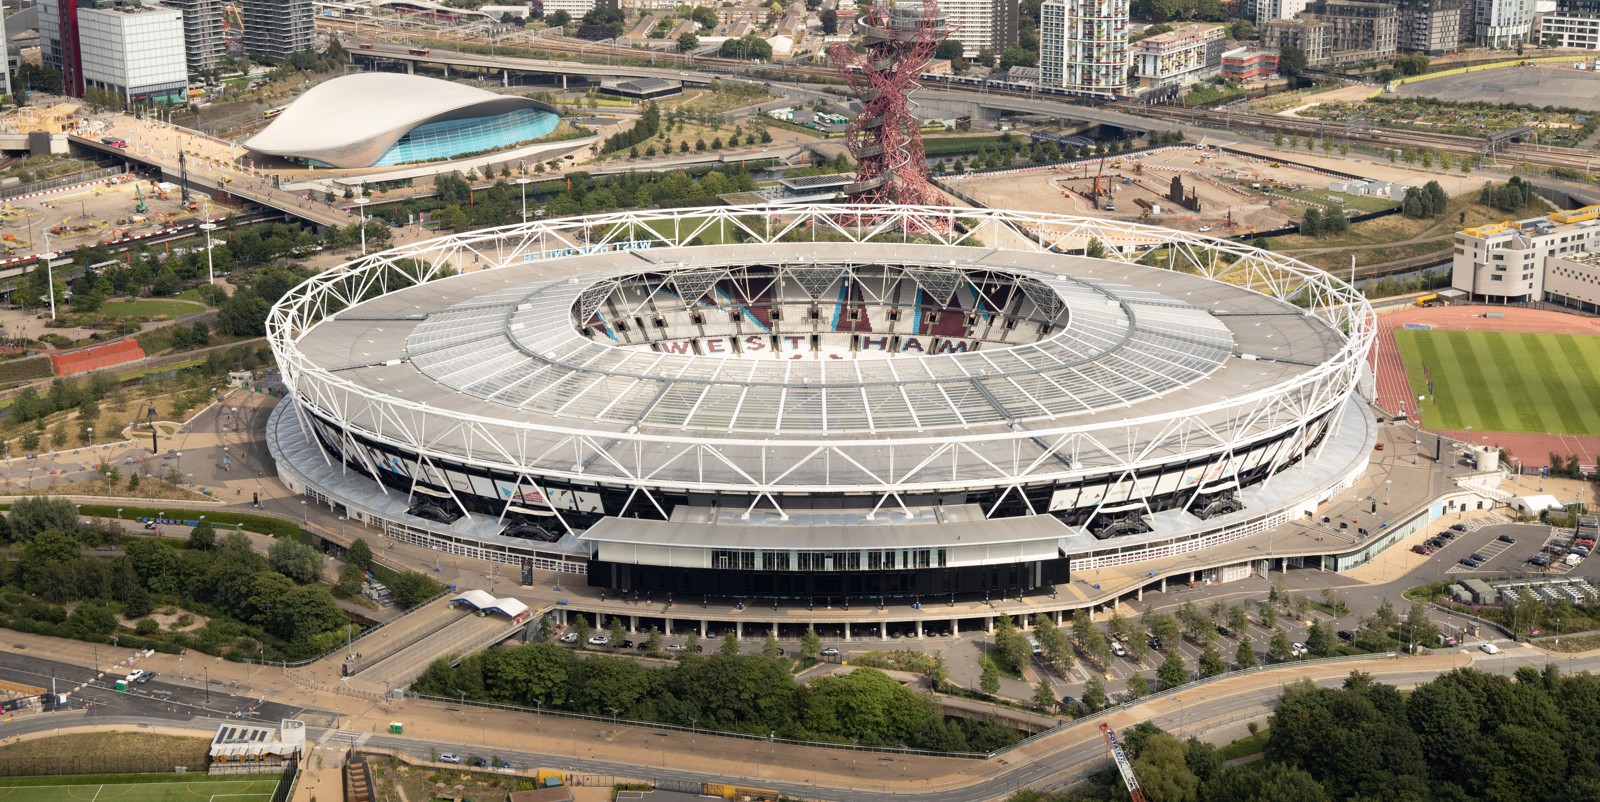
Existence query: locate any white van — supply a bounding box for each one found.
[1480,642,1499,654]
[1028,636,1042,656]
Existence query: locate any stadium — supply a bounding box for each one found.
[266,204,1377,605]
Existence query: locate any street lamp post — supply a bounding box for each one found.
[355,198,371,254]
[516,178,533,224]
[200,217,218,285]
[40,245,57,321]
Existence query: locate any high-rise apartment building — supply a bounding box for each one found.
[1391,0,1471,54]
[1475,0,1534,46]
[1040,0,1128,98]
[241,0,313,63]
[162,0,224,74]
[1130,23,1224,91]
[1256,0,1311,24]
[941,0,1019,58]
[78,1,187,104]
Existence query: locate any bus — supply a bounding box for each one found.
[409,48,431,56]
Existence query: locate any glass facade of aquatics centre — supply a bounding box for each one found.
[368,108,559,166]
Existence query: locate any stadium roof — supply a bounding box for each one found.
[243,73,555,168]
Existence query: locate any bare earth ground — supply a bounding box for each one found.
[1373,304,1600,467]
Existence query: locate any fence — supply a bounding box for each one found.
[0,166,127,201]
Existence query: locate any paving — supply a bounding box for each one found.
[1396,65,1600,112]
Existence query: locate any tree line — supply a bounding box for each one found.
[412,639,1022,753]
[1015,665,1600,802]
[0,497,441,662]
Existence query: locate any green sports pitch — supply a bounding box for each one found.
[0,775,279,802]
[1393,329,1600,435]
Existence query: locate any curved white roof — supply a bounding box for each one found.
[245,73,554,168]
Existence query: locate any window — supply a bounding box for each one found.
[1491,275,1503,281]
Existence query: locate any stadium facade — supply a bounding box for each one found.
[267,205,1376,607]
[244,73,560,169]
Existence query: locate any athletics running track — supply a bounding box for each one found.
[1372,304,1600,470]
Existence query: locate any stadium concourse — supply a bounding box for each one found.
[1372,304,1600,468]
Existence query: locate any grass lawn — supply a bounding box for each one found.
[1393,329,1600,435]
[100,299,206,319]
[1216,729,1271,761]
[618,216,738,245]
[0,775,279,802]
[1275,187,1399,214]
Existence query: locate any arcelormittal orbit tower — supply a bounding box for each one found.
[828,0,953,206]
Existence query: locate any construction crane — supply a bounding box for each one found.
[134,185,148,215]
[1099,723,1149,802]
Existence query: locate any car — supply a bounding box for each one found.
[1497,534,1516,544]
[1411,544,1432,555]
[1480,642,1499,654]
[125,669,147,684]
[619,639,635,649]
[1198,225,1213,232]
[1216,625,1231,638]
[1110,641,1127,657]
[1469,552,1487,562]
[440,753,462,764]
[1426,538,1445,548]
[821,647,841,657]
[1148,636,1163,651]
[1450,523,1468,532]
[100,137,127,148]
[1530,555,1551,566]
[1337,630,1355,642]
[587,635,610,646]
[469,756,487,767]
[494,759,512,769]
[134,671,155,684]
[636,641,651,650]
[1291,642,1308,656]
[665,643,685,652]
[557,632,579,643]
[1459,557,1478,567]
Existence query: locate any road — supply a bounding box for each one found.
[3,642,1597,800]
[0,650,303,723]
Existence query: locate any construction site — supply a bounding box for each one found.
[949,144,1405,236]
[0,174,239,258]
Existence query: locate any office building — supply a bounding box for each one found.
[1040,0,1129,98]
[542,0,597,17]
[1130,23,1225,91]
[941,0,1019,57]
[1392,0,1471,54]
[38,0,85,96]
[240,0,313,63]
[1475,0,1535,46]
[162,0,224,74]
[77,1,187,105]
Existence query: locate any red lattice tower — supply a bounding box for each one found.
[828,0,952,206]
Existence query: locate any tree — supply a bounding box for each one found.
[1133,732,1201,802]
[1000,45,1037,69]
[763,630,782,659]
[979,654,1001,694]
[1198,644,1226,677]
[1236,639,1257,668]
[720,629,740,656]
[1083,676,1108,712]
[1229,18,1256,40]
[187,519,216,551]
[1268,628,1293,662]
[1127,672,1150,699]
[1073,610,1110,667]
[677,32,699,51]
[1147,611,1181,648]
[1401,604,1439,650]
[1302,206,1323,236]
[819,7,838,34]
[1158,649,1188,690]
[1305,620,1332,657]
[1033,677,1057,709]
[268,539,323,584]
[690,5,718,28]
[646,627,662,653]
[609,616,627,646]
[1274,131,1284,147]
[1278,45,1307,76]
[571,614,592,644]
[936,40,965,61]
[1227,604,1250,638]
[801,627,821,659]
[347,538,372,571]
[8,496,80,542]
[684,630,700,654]
[1033,614,1073,673]
[1086,238,1107,259]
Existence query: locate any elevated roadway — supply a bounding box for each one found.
[69,135,361,230]
[350,41,709,87]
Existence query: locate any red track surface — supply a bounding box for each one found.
[1373,304,1600,469]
